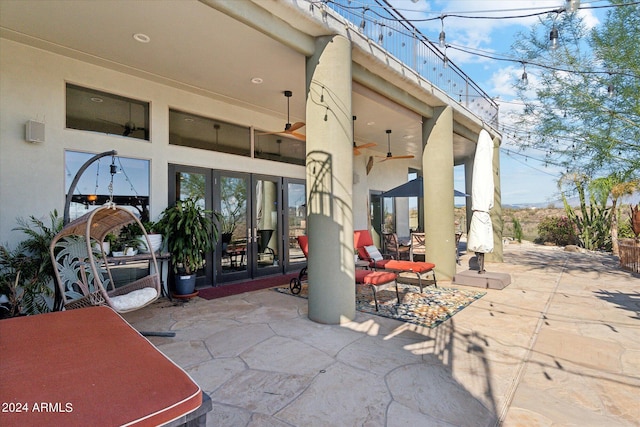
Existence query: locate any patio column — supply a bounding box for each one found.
[422,106,456,280]
[305,35,355,324]
[486,136,504,262]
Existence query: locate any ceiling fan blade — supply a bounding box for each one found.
[288,122,305,132]
[353,147,362,156]
[355,142,376,150]
[257,130,306,141]
[378,154,415,162]
[287,131,306,141]
[256,130,283,136]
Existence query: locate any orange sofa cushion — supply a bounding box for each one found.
[353,229,374,260]
[384,260,435,273]
[0,306,202,427]
[355,270,396,285]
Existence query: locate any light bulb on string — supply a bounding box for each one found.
[521,63,528,85]
[359,7,368,32]
[439,16,446,48]
[549,26,559,50]
[607,84,614,98]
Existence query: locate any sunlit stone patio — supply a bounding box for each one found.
[123,241,640,426]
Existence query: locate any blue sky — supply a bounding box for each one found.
[391,0,606,205]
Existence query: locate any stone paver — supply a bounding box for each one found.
[122,241,640,426]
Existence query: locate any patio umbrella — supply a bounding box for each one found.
[466,129,494,273]
[381,177,468,198]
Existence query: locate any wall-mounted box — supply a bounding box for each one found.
[26,120,45,143]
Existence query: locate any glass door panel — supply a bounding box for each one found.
[285,179,306,273]
[253,176,281,276]
[168,165,212,288]
[217,173,250,283]
[370,191,383,248]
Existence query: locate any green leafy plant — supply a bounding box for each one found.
[157,198,221,275]
[537,216,577,246]
[0,210,63,317]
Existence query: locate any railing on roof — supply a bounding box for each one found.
[312,0,499,126]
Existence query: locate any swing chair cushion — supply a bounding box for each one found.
[110,287,158,312]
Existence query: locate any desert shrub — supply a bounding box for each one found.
[618,218,635,239]
[512,217,523,243]
[537,216,577,246]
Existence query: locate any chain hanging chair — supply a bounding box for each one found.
[49,205,161,313]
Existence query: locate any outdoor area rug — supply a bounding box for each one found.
[199,272,298,300]
[274,283,485,329]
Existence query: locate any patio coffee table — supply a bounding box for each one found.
[0,306,209,426]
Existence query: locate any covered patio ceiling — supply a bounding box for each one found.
[0,0,478,164]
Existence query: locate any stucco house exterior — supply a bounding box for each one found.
[0,0,503,323]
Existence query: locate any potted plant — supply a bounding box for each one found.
[157,198,221,296]
[131,220,164,254]
[111,224,141,256]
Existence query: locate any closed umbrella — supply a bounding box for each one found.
[466,129,494,273]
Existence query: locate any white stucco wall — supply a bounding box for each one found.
[0,39,305,247]
[1,38,415,248]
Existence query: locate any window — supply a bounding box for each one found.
[169,109,251,156]
[254,132,305,166]
[66,84,150,141]
[65,151,150,221]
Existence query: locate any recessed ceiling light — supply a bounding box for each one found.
[183,117,194,122]
[133,33,151,43]
[403,135,414,140]
[367,121,375,126]
[251,77,264,84]
[90,97,103,103]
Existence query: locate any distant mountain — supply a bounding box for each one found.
[504,193,639,210]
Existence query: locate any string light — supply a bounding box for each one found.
[521,63,528,85]
[549,25,559,50]
[359,6,368,32]
[439,16,446,48]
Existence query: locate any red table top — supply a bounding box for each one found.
[0,306,201,427]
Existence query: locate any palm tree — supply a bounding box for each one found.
[590,174,639,256]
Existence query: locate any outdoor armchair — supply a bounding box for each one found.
[383,232,410,260]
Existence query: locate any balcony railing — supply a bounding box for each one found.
[310,0,499,126]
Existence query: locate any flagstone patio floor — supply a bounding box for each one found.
[123,241,640,426]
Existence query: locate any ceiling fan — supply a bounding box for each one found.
[99,103,147,137]
[352,116,376,155]
[257,90,305,141]
[379,129,415,162]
